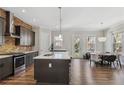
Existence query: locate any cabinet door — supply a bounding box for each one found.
[27,31,31,45]
[30,53,33,64]
[0,57,13,79]
[26,54,31,67]
[31,31,35,46]
[0,17,4,45]
[24,29,28,45]
[20,27,28,46]
[0,62,4,79]
[51,60,70,84]
[34,60,52,83]
[2,57,13,78]
[32,52,38,63]
[34,59,70,84]
[26,53,34,67]
[20,29,25,45]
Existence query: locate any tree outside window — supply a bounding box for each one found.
[113,32,122,53]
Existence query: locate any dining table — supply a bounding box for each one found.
[90,52,122,66]
[98,53,115,65]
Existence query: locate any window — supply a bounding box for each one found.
[74,38,80,53]
[113,32,122,52]
[87,36,96,52]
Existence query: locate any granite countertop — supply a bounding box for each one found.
[34,51,71,60]
[23,50,38,54]
[0,50,38,59]
[0,55,13,59]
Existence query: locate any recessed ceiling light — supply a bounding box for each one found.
[22,9,26,13]
[100,22,103,24]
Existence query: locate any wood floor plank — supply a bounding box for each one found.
[0,59,124,85]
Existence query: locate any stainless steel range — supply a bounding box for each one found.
[12,53,25,74]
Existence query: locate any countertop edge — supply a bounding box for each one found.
[23,50,38,54]
[33,52,71,60]
[0,55,13,59]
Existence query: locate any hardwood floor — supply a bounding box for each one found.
[0,65,36,85]
[0,59,124,85]
[70,59,124,85]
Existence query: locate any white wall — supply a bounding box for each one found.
[32,26,52,55]
[38,28,51,54]
[51,30,104,56]
[104,30,113,52]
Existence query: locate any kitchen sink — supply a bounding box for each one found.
[44,53,53,56]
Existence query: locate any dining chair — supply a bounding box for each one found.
[103,55,117,68]
[116,54,122,68]
[89,53,101,66]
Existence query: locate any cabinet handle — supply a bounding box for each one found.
[48,63,52,68]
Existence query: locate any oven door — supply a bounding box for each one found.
[14,55,25,74]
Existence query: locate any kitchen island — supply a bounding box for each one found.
[34,51,71,84]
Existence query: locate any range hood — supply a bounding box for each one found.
[5,11,20,38]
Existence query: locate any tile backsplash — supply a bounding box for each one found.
[0,36,32,53]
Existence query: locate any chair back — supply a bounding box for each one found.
[103,55,116,62]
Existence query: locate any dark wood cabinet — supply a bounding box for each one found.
[31,31,35,46]
[0,57,13,80]
[0,8,6,40]
[34,59,70,84]
[0,17,5,45]
[0,8,6,19]
[25,53,32,67]
[14,16,32,30]
[15,26,35,46]
[25,51,38,68]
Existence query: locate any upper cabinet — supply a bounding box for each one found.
[31,31,35,46]
[14,16,35,46]
[0,9,6,45]
[0,17,5,45]
[14,17,32,29]
[0,8,35,46]
[15,26,35,46]
[5,11,32,38]
[0,9,6,18]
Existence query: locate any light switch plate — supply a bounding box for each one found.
[49,63,52,68]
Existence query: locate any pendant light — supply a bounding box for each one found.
[58,7,63,40]
[98,22,106,42]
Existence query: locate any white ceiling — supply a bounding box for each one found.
[2,7,124,31]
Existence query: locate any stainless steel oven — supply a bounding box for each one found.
[14,55,26,74]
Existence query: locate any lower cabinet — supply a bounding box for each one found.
[0,57,13,80]
[25,51,38,68]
